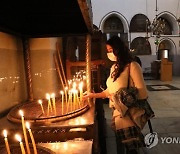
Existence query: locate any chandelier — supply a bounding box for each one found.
[146,0,166,45]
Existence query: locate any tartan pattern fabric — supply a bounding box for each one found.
[116,126,145,150]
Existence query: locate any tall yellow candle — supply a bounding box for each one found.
[65,86,68,104]
[73,82,76,90]
[68,89,72,112]
[46,93,52,113]
[60,91,64,115]
[79,82,83,102]
[73,89,76,110]
[15,134,26,154]
[19,110,30,154]
[3,130,11,154]
[38,100,45,114]
[26,122,37,154]
[75,89,79,109]
[51,93,56,115]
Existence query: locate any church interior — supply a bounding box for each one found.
[0,0,180,154]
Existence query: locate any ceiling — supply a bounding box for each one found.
[0,0,93,37]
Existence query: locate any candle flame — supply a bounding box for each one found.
[51,93,55,98]
[3,129,7,138]
[19,110,24,117]
[75,90,78,94]
[25,122,30,130]
[79,82,83,89]
[15,134,22,142]
[46,93,50,99]
[68,80,72,85]
[38,99,42,104]
[65,86,68,91]
[60,90,64,95]
[73,82,76,89]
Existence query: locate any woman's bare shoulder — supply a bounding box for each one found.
[130,61,141,69]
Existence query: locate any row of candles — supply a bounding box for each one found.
[1,71,87,153]
[38,81,84,116]
[2,110,37,154]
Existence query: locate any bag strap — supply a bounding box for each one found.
[128,62,154,133]
[127,63,131,88]
[127,62,134,88]
[148,119,153,133]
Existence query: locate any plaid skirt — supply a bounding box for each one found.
[116,126,145,150]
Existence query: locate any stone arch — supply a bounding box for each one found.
[153,11,179,35]
[130,14,150,32]
[158,38,177,75]
[130,37,151,55]
[158,37,177,58]
[99,11,129,41]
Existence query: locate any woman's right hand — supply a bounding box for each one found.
[82,92,95,101]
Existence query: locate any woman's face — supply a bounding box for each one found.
[106,44,117,61]
[106,44,113,53]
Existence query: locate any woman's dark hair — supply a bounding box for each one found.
[106,36,133,81]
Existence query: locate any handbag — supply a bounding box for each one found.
[113,63,154,130]
[113,63,138,110]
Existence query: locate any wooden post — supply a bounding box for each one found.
[86,34,92,105]
[23,38,33,101]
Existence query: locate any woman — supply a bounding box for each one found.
[83,36,154,154]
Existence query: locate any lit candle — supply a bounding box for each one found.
[51,93,56,115]
[68,89,72,112]
[15,134,26,154]
[60,91,64,115]
[65,86,68,104]
[68,80,72,89]
[75,89,79,109]
[38,100,45,114]
[46,93,52,115]
[79,81,83,102]
[3,130,11,154]
[26,122,37,154]
[72,82,76,90]
[76,89,80,109]
[19,110,30,154]
[73,89,76,110]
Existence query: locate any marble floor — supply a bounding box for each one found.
[104,77,180,154]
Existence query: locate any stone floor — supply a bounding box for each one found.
[104,77,180,154]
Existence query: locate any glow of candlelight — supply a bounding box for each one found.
[19,110,24,117]
[3,129,7,138]
[72,82,77,90]
[26,122,37,154]
[79,82,83,102]
[68,89,72,112]
[15,134,26,154]
[65,86,68,104]
[51,93,56,115]
[63,142,68,150]
[38,100,45,114]
[68,80,72,89]
[19,110,30,154]
[75,89,79,109]
[72,89,76,110]
[3,130,11,154]
[46,93,52,113]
